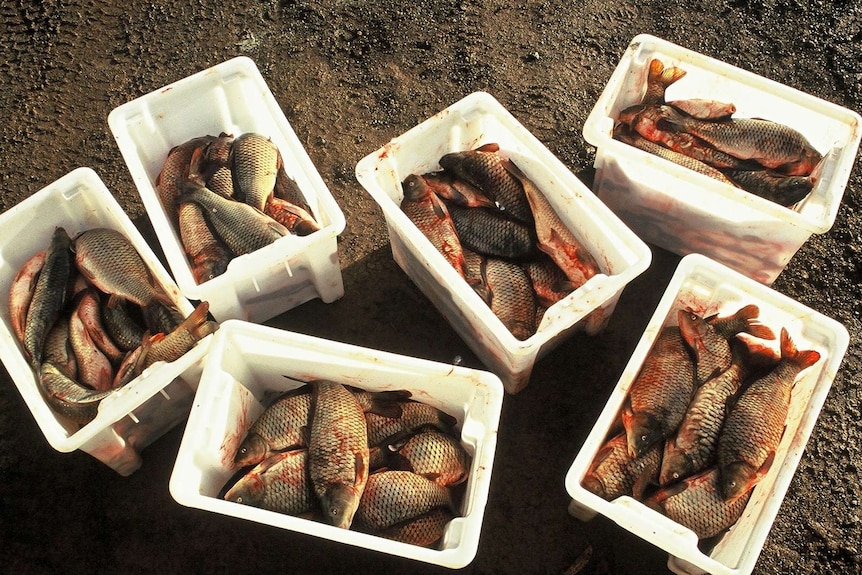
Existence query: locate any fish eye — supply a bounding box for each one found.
[329,506,339,517]
[239,447,248,455]
[236,496,243,503]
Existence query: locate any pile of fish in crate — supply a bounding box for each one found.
[1,30,860,575]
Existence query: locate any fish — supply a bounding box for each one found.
[68,301,114,392]
[658,107,823,175]
[461,248,490,303]
[42,315,76,378]
[8,250,46,346]
[75,288,125,365]
[400,174,467,277]
[156,135,216,224]
[622,316,697,458]
[376,507,454,547]
[448,204,537,260]
[384,429,471,487]
[273,157,315,217]
[224,449,317,517]
[422,172,496,209]
[230,132,280,212]
[308,380,370,529]
[264,195,321,236]
[438,143,534,224]
[505,161,600,286]
[645,467,752,540]
[177,201,233,284]
[721,168,815,206]
[482,257,537,340]
[366,400,457,447]
[621,105,756,170]
[666,99,736,120]
[177,181,289,256]
[74,228,175,310]
[613,123,738,187]
[39,362,112,424]
[100,294,146,352]
[717,328,820,501]
[205,166,235,198]
[354,470,453,532]
[707,304,775,342]
[582,432,661,501]
[139,302,217,369]
[659,340,768,486]
[201,133,235,169]
[111,337,152,389]
[642,58,687,105]
[234,387,313,469]
[23,228,73,369]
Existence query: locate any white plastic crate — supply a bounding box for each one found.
[108,56,346,323]
[355,91,652,394]
[564,253,849,575]
[0,168,211,476]
[583,34,862,285]
[169,320,503,569]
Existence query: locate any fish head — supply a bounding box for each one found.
[321,483,361,529]
[224,474,265,507]
[623,411,663,458]
[401,174,433,203]
[233,433,267,469]
[659,447,695,487]
[719,461,757,501]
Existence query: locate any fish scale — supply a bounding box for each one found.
[482,257,537,341]
[448,204,537,261]
[647,468,752,540]
[234,389,313,469]
[178,201,232,284]
[377,507,454,547]
[24,227,73,369]
[355,470,452,532]
[366,400,456,447]
[231,132,279,212]
[387,429,470,487]
[74,228,172,309]
[156,135,215,224]
[438,144,533,224]
[224,449,317,516]
[309,380,369,529]
[40,362,112,424]
[623,318,697,458]
[717,329,820,500]
[583,432,661,501]
[400,174,466,277]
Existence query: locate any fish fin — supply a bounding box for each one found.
[354,450,369,486]
[475,142,500,153]
[631,467,656,501]
[388,452,415,473]
[651,479,689,503]
[429,193,451,221]
[746,323,776,340]
[757,450,776,479]
[779,328,821,370]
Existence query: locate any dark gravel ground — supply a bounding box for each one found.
[1,2,861,574]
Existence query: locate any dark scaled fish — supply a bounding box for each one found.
[659,340,772,486]
[100,294,146,352]
[23,228,73,369]
[234,387,312,469]
[400,174,467,277]
[522,254,576,308]
[422,172,496,209]
[506,161,600,286]
[8,250,46,346]
[721,168,815,207]
[384,429,471,487]
[438,143,533,224]
[448,204,536,261]
[42,315,77,378]
[622,315,697,458]
[308,380,370,529]
[462,248,490,303]
[178,201,232,284]
[273,157,315,217]
[156,135,216,224]
[642,58,687,105]
[366,400,457,447]
[582,432,661,501]
[355,470,453,532]
[74,228,175,310]
[659,107,823,176]
[645,467,752,540]
[75,288,125,365]
[224,449,317,517]
[177,181,289,256]
[40,362,112,424]
[376,507,455,548]
[717,328,820,501]
[482,257,537,340]
[230,132,280,212]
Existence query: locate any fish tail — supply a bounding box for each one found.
[734,304,776,340]
[779,328,821,370]
[177,301,212,339]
